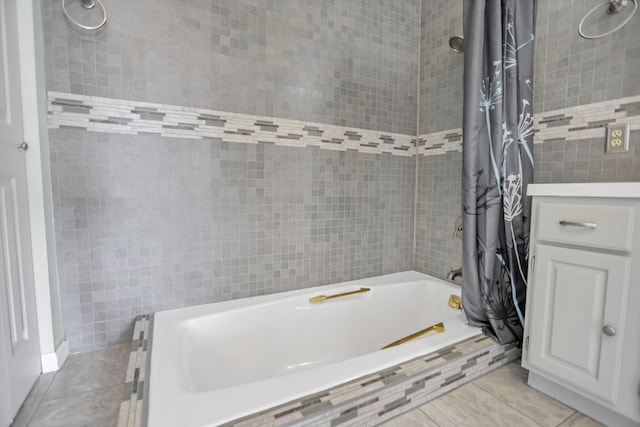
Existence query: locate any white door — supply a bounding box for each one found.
[0,0,42,424]
[527,244,629,404]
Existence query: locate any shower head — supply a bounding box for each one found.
[449,36,464,53]
[608,0,629,14]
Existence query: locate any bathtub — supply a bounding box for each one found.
[148,271,480,427]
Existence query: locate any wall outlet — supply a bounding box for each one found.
[605,123,630,153]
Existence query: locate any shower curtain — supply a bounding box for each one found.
[461,0,537,345]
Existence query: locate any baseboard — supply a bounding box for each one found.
[40,339,69,373]
[528,372,639,427]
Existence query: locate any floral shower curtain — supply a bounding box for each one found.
[461,0,537,345]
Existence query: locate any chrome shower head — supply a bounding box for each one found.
[449,36,464,53]
[608,0,629,14]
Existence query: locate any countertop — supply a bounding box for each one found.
[527,182,640,198]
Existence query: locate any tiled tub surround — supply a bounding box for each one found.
[412,95,640,279]
[118,314,517,427]
[413,151,463,280]
[146,272,478,426]
[49,114,416,352]
[418,0,464,135]
[533,0,640,114]
[416,94,640,156]
[50,91,640,351]
[42,0,421,135]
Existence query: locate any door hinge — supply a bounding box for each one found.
[530,256,535,272]
[524,336,530,355]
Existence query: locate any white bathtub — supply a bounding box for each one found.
[148,271,480,427]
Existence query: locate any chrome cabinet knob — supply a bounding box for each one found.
[17,142,29,151]
[602,325,616,336]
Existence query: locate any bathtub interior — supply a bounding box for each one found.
[148,271,480,427]
[180,279,462,392]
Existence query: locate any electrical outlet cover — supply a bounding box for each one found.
[605,123,630,153]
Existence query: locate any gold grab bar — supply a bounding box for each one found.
[381,322,445,349]
[309,287,370,303]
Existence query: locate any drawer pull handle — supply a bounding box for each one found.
[559,220,597,229]
[602,325,616,337]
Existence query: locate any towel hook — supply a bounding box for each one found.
[62,0,107,31]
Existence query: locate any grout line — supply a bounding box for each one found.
[425,413,442,427]
[27,383,126,427]
[472,380,548,427]
[39,381,128,405]
[28,372,58,423]
[471,361,575,427]
[412,142,419,270]
[555,411,579,427]
[415,406,443,427]
[38,382,126,406]
[411,0,423,271]
[468,382,547,427]
[16,372,57,427]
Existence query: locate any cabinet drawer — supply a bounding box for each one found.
[537,202,635,251]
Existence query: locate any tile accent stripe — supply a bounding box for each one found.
[223,336,519,426]
[416,128,463,156]
[118,314,153,427]
[118,315,519,427]
[417,95,640,156]
[47,92,416,156]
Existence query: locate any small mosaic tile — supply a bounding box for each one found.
[47,92,415,157]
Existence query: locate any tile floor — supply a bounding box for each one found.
[10,344,601,427]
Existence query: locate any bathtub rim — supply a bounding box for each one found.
[148,271,478,427]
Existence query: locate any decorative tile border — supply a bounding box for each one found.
[118,314,153,427]
[416,128,463,156]
[224,335,519,426]
[49,92,638,158]
[417,95,640,156]
[118,315,519,427]
[533,95,640,143]
[47,91,416,157]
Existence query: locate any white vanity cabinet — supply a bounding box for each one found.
[522,183,640,427]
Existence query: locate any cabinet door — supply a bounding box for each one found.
[527,244,629,404]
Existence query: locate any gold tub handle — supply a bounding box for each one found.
[309,287,370,303]
[381,322,445,350]
[448,294,462,310]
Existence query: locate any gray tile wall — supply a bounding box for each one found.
[45,0,640,349]
[413,0,464,279]
[413,0,640,279]
[413,131,640,280]
[413,152,462,279]
[534,131,640,183]
[42,0,420,135]
[44,0,421,351]
[418,0,464,135]
[414,0,463,277]
[417,0,640,133]
[534,0,640,113]
[50,128,415,351]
